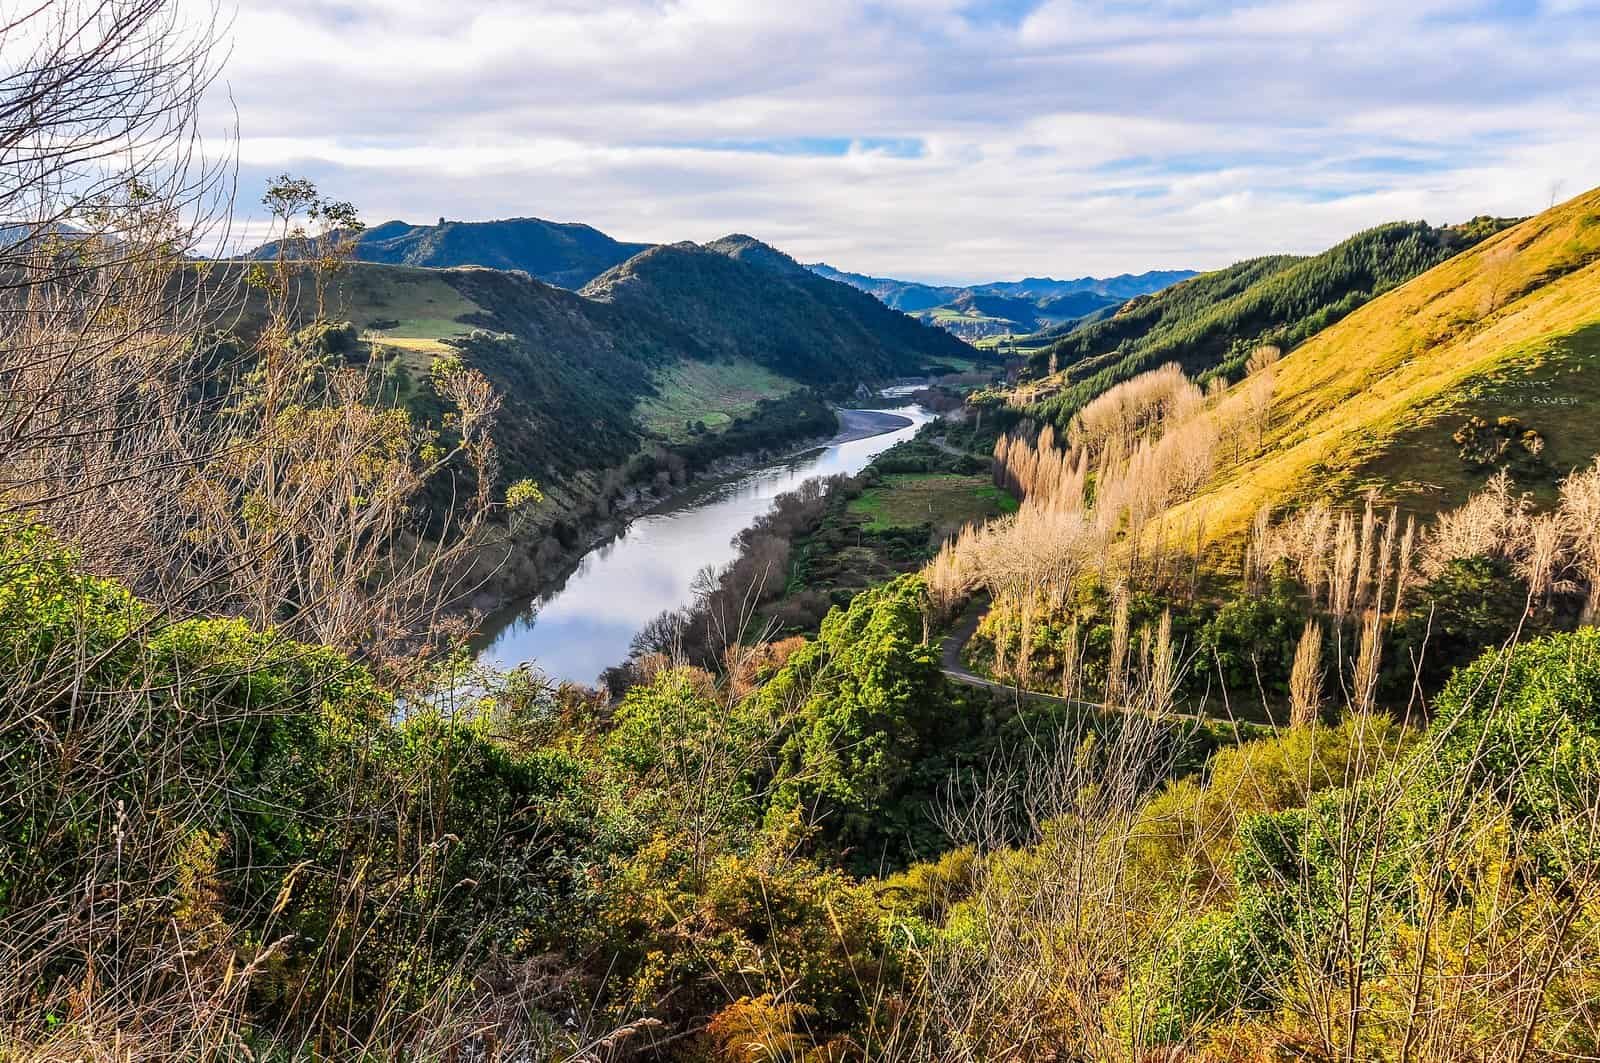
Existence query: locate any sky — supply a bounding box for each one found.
[203,0,1600,283]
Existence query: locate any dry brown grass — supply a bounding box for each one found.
[1289,619,1325,727]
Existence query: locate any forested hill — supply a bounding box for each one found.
[274,237,971,498]
[1021,217,1521,428]
[580,234,973,382]
[250,215,652,288]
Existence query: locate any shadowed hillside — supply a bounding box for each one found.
[582,235,974,383]
[912,288,1122,340]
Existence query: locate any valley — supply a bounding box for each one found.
[476,404,934,685]
[11,6,1600,1056]
[222,232,984,621]
[807,260,1197,340]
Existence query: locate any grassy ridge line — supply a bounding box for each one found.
[1168,187,1600,544]
[1014,219,1517,431]
[250,214,652,289]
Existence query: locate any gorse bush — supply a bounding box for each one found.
[858,621,1600,1059]
[1111,630,1600,1053]
[1114,909,1265,1045]
[1422,627,1600,840]
[1124,713,1411,901]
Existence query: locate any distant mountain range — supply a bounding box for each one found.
[804,262,1198,339]
[251,216,651,289]
[805,263,1198,310]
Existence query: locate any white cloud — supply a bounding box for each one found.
[204,0,1600,281]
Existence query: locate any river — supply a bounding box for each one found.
[476,402,935,685]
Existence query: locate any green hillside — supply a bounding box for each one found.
[1020,218,1520,428]
[252,215,651,288]
[289,236,970,494]
[583,235,974,383]
[1162,189,1600,540]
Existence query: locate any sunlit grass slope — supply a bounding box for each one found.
[1173,186,1600,541]
[329,264,486,362]
[635,357,802,442]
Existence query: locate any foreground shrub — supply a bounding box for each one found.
[1126,713,1411,901]
[1113,909,1265,1046]
[750,575,962,868]
[0,531,622,1051]
[1423,626,1600,832]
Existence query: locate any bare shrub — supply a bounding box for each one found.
[1560,457,1600,623]
[1067,361,1203,457]
[1420,469,1531,579]
[902,672,1200,1059]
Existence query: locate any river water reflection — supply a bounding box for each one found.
[476,404,933,685]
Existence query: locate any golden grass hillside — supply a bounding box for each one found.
[1165,186,1600,542]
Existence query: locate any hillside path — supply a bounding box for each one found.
[937,602,1213,725]
[939,602,1074,705]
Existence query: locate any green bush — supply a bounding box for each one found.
[1209,630,1600,1040]
[1198,575,1308,695]
[0,529,625,1036]
[752,575,959,868]
[1127,714,1411,898]
[1390,555,1540,695]
[1113,909,1265,1045]
[1420,627,1600,845]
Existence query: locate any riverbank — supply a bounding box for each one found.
[459,399,846,619]
[470,435,831,616]
[830,408,913,444]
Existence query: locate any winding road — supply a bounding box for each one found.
[938,602,1078,705]
[915,442,1237,726]
[936,602,1218,725]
